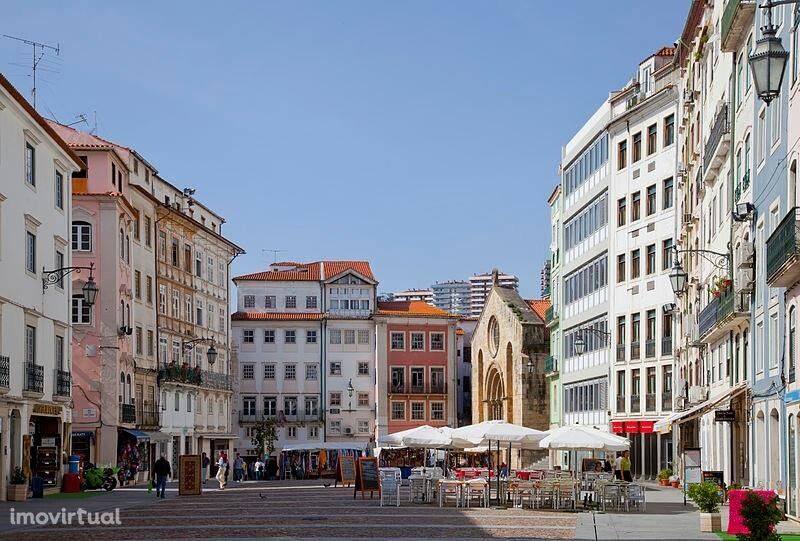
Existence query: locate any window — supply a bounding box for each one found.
[617,198,626,226]
[175,391,181,412]
[284,396,298,416]
[664,114,675,146]
[663,177,674,209]
[646,185,656,215]
[430,402,444,421]
[631,249,640,279]
[263,396,277,416]
[563,193,608,251]
[54,170,64,209]
[411,367,425,390]
[617,316,626,345]
[25,231,36,273]
[411,402,425,420]
[329,420,342,435]
[242,364,254,379]
[285,295,296,309]
[24,325,36,364]
[131,270,141,299]
[330,329,342,344]
[617,254,626,282]
[330,392,342,407]
[243,295,255,308]
[54,250,64,288]
[146,276,153,304]
[391,332,405,350]
[25,143,35,186]
[411,332,425,350]
[158,231,166,260]
[357,329,369,344]
[632,313,641,344]
[171,238,179,266]
[391,367,405,392]
[284,364,296,380]
[135,326,143,354]
[305,397,318,416]
[306,296,317,309]
[243,329,254,343]
[330,362,342,376]
[265,295,276,309]
[632,132,642,162]
[662,239,674,270]
[358,362,369,376]
[144,216,151,247]
[147,330,154,357]
[357,392,369,407]
[357,419,370,433]
[391,402,406,420]
[263,363,275,379]
[792,307,797,383]
[306,330,317,343]
[242,397,256,416]
[631,191,641,221]
[770,90,781,147]
[305,363,318,380]
[618,140,627,169]
[758,108,767,164]
[647,124,657,155]
[431,333,444,350]
[285,330,296,344]
[646,244,656,274]
[344,329,355,344]
[72,221,92,251]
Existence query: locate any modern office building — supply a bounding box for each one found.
[468,271,519,317]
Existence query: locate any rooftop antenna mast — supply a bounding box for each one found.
[262,249,287,264]
[3,34,60,110]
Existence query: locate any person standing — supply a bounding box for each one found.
[216,452,227,489]
[153,454,171,499]
[233,453,244,483]
[621,450,633,482]
[201,452,210,485]
[614,453,623,480]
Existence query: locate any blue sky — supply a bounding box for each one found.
[3,1,689,297]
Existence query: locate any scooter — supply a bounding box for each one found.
[101,467,118,491]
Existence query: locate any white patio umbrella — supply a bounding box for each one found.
[538,425,630,452]
[377,425,454,448]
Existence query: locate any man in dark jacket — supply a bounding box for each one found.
[153,454,171,499]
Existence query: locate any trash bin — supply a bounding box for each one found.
[31,475,44,498]
[62,473,81,493]
[68,455,80,474]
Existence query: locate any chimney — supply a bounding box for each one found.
[491,268,499,286]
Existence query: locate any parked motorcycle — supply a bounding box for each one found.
[101,467,118,491]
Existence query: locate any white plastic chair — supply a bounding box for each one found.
[438,479,461,507]
[380,471,401,507]
[464,478,488,508]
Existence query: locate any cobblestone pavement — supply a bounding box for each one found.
[0,481,577,540]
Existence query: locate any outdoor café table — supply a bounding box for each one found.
[408,474,428,503]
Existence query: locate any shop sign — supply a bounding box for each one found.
[714,409,736,422]
[32,404,62,416]
[785,389,800,404]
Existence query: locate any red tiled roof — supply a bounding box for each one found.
[231,312,323,321]
[233,260,375,282]
[47,120,131,168]
[525,299,551,322]
[376,301,454,318]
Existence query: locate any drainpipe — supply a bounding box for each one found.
[321,281,327,443]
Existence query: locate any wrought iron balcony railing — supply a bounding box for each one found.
[616,395,626,413]
[24,363,44,393]
[0,356,10,389]
[54,369,71,396]
[544,355,558,374]
[630,394,641,413]
[661,337,673,357]
[662,391,673,412]
[120,403,136,424]
[630,342,640,360]
[646,393,656,412]
[645,339,656,358]
[616,344,626,362]
[767,207,800,287]
[703,103,730,175]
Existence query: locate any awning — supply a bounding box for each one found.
[145,431,171,443]
[654,382,747,433]
[611,421,625,434]
[119,428,150,442]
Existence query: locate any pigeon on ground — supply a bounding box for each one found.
[323,482,331,488]
[259,493,266,500]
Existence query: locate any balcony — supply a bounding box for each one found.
[24,363,44,394]
[616,344,626,362]
[0,356,9,390]
[544,355,558,375]
[703,103,730,181]
[119,403,136,424]
[630,394,641,413]
[327,308,371,319]
[158,364,202,386]
[721,0,756,52]
[645,339,656,358]
[661,336,673,357]
[616,395,626,413]
[662,391,673,412]
[54,369,71,397]
[545,305,559,328]
[735,171,751,202]
[699,287,750,343]
[646,393,656,412]
[630,342,641,360]
[698,297,720,339]
[767,208,800,287]
[136,406,160,428]
[202,370,233,391]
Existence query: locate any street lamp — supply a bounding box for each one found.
[669,261,688,296]
[750,2,790,105]
[182,338,218,366]
[42,262,98,306]
[573,334,586,355]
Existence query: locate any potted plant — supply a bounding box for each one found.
[670,477,681,488]
[687,482,722,532]
[739,489,784,540]
[657,468,672,486]
[7,467,28,501]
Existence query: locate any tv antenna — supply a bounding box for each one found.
[3,34,60,110]
[262,249,287,263]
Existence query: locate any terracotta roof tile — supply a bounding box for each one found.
[322,261,374,280]
[525,299,551,322]
[233,260,375,282]
[231,312,323,321]
[376,301,454,318]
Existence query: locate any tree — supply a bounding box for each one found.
[737,490,784,541]
[251,418,277,461]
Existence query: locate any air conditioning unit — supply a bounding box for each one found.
[737,268,754,292]
[329,408,340,415]
[343,426,353,436]
[688,385,708,404]
[737,241,755,268]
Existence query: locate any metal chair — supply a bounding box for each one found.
[600,483,623,512]
[625,483,646,512]
[380,471,401,507]
[464,478,489,508]
[557,479,578,510]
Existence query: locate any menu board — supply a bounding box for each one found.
[179,455,201,495]
[336,456,355,487]
[353,457,380,499]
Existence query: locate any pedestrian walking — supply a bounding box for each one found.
[621,450,633,482]
[255,459,263,481]
[153,454,171,499]
[216,452,228,489]
[614,453,623,480]
[233,453,244,483]
[201,452,210,484]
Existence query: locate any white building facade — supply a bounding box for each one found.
[468,271,519,318]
